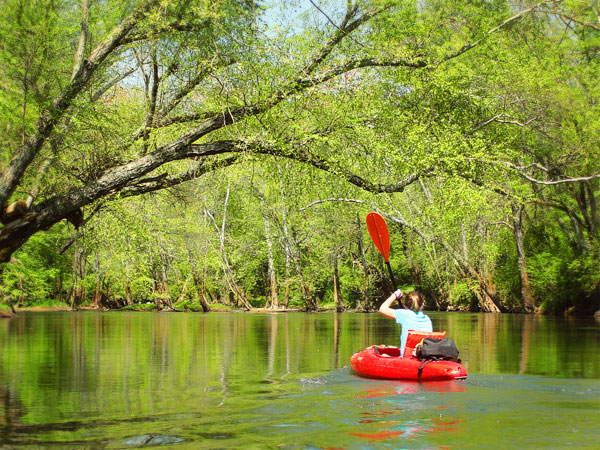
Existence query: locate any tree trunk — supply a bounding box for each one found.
[69,246,87,309]
[92,279,101,309]
[585,183,598,237]
[298,271,316,311]
[125,281,133,306]
[261,198,279,309]
[355,213,371,312]
[191,273,212,312]
[186,245,211,312]
[71,0,90,81]
[92,252,102,309]
[54,271,64,303]
[17,276,24,307]
[158,250,173,310]
[286,228,316,311]
[511,203,537,313]
[574,182,597,236]
[176,276,190,304]
[206,187,252,310]
[278,166,291,309]
[476,275,503,313]
[333,250,344,312]
[284,281,290,309]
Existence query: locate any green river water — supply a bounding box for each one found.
[0,311,598,449]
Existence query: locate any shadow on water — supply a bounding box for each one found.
[121,434,185,447]
[0,404,189,447]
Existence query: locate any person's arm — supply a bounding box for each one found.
[378,290,402,319]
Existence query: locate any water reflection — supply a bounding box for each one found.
[347,379,468,447]
[357,380,467,398]
[0,311,598,448]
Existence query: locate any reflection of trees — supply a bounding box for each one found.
[0,320,27,441]
[0,383,26,442]
[3,310,596,446]
[352,381,466,443]
[476,313,499,372]
[482,313,499,352]
[333,312,341,369]
[362,313,371,348]
[218,316,235,403]
[267,314,278,377]
[70,314,87,392]
[285,314,291,375]
[519,315,533,374]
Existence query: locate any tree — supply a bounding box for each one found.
[0,0,549,264]
[2,1,598,314]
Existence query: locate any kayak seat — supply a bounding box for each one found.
[404,331,446,358]
[373,346,401,358]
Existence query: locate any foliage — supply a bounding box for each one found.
[1,226,71,305]
[0,1,598,314]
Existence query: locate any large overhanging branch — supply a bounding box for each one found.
[1,0,546,211]
[31,136,430,228]
[186,140,432,194]
[120,19,213,45]
[54,156,239,254]
[118,137,431,201]
[120,156,241,197]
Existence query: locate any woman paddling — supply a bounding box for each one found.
[378,290,433,357]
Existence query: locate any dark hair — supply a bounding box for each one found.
[402,291,425,312]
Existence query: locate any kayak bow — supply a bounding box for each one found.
[350,331,467,381]
[350,345,467,381]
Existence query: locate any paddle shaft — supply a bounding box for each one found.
[385,261,396,288]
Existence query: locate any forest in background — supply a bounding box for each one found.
[0,0,598,315]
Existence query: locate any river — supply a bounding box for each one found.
[0,311,598,449]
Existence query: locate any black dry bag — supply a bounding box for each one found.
[415,337,460,362]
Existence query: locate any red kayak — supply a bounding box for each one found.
[350,331,467,381]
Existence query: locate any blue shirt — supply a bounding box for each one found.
[394,309,433,356]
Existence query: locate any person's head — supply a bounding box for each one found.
[402,291,426,312]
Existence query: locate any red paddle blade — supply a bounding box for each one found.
[366,212,390,262]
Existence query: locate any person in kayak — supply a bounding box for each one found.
[379,290,433,357]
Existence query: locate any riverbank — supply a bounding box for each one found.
[0,303,600,320]
[0,303,335,316]
[2,301,598,317]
